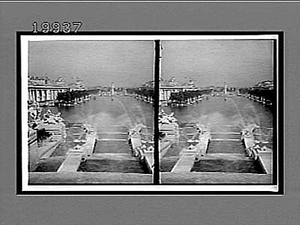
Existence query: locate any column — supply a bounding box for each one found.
[161,89,165,101]
[47,90,51,101]
[165,90,168,102]
[31,90,34,102]
[159,89,163,102]
[45,90,48,101]
[167,90,171,101]
[28,90,32,102]
[54,90,58,100]
[51,90,54,100]
[41,90,45,101]
[33,90,37,102]
[44,90,47,101]
[36,90,40,102]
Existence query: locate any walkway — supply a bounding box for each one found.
[57,130,97,172]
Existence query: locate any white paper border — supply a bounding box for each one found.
[20,34,280,194]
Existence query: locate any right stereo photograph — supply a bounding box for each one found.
[157,33,283,193]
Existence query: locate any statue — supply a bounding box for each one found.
[128,123,146,138]
[43,109,64,124]
[195,124,209,135]
[159,110,178,125]
[159,110,179,144]
[28,102,43,129]
[193,124,211,142]
[241,124,259,137]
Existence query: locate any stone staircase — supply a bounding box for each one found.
[191,124,267,175]
[207,124,244,154]
[94,125,130,154]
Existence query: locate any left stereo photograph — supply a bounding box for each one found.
[17,33,157,194]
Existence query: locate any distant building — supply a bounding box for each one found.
[28,76,70,105]
[28,76,51,86]
[142,80,155,88]
[255,80,274,90]
[28,85,70,105]
[55,77,66,86]
[159,78,199,103]
[68,78,86,91]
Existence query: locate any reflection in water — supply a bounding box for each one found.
[37,95,154,173]
[42,96,154,133]
[61,96,154,131]
[162,96,272,137]
[160,95,273,174]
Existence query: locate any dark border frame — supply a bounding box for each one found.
[17,31,284,195]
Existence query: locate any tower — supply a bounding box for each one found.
[224,82,227,95]
[111,82,115,96]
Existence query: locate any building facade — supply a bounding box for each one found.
[28,85,70,104]
[159,78,199,104]
[28,76,70,105]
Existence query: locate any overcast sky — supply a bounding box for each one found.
[161,40,273,87]
[29,41,154,87]
[29,39,273,88]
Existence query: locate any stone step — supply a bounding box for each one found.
[185,133,197,136]
[181,151,197,155]
[179,123,196,127]
[98,125,128,127]
[66,153,83,156]
[67,150,83,154]
[211,138,241,141]
[97,138,127,141]
[207,141,245,154]
[211,132,240,135]
[211,133,241,140]
[89,153,135,160]
[93,153,129,156]
[208,124,240,127]
[98,132,128,134]
[180,146,198,155]
[98,134,128,140]
[209,125,241,133]
[200,153,249,161]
